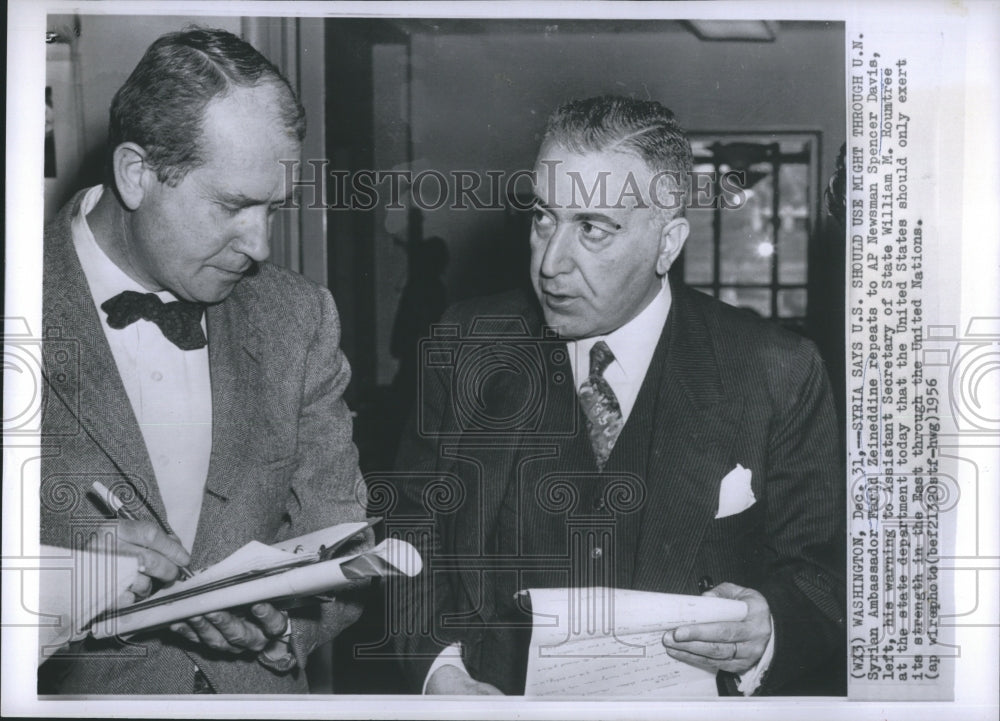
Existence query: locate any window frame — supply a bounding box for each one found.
[681,131,822,327]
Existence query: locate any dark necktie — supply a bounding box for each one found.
[101,290,207,351]
[578,340,624,470]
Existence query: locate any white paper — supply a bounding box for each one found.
[270,520,374,555]
[89,538,420,639]
[176,541,314,589]
[522,587,747,697]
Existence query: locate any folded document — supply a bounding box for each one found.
[90,519,420,639]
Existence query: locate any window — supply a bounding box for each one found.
[680,133,819,330]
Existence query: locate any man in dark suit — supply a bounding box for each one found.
[39,28,368,694]
[391,96,844,695]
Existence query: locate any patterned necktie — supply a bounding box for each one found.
[578,341,624,470]
[101,290,207,351]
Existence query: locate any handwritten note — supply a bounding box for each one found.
[521,587,747,697]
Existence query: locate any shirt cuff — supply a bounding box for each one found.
[422,643,467,693]
[735,614,774,695]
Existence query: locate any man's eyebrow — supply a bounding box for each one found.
[531,198,622,230]
[571,212,622,230]
[216,191,289,207]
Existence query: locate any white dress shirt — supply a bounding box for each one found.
[71,185,212,552]
[566,278,672,423]
[426,279,774,694]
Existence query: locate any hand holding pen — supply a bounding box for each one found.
[91,482,194,595]
[90,482,289,659]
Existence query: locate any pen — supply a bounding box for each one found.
[91,481,193,580]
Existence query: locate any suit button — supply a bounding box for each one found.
[591,547,603,559]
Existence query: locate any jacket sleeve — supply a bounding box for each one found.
[754,338,846,694]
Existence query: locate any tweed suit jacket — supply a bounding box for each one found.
[392,280,845,695]
[38,190,369,694]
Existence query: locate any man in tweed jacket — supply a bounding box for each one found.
[392,96,845,696]
[38,28,368,694]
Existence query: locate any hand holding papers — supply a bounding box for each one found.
[519,587,748,697]
[89,519,421,639]
[660,581,773,679]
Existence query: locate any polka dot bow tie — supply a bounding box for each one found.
[101,290,207,351]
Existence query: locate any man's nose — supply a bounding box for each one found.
[233,206,272,262]
[537,223,574,278]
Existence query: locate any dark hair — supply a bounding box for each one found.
[108,27,305,186]
[542,96,693,214]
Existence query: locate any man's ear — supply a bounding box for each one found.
[112,143,152,211]
[655,216,690,275]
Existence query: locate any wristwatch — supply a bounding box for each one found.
[257,615,296,673]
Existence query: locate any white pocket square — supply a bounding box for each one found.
[715,464,755,519]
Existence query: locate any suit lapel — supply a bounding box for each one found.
[485,300,579,545]
[188,283,264,567]
[43,193,170,527]
[631,281,745,593]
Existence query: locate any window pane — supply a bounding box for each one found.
[719,287,771,318]
[687,134,817,329]
[777,164,809,283]
[778,288,807,318]
[684,208,715,284]
[719,165,774,284]
[778,139,810,155]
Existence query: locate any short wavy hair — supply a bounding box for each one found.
[542,96,693,215]
[108,27,305,186]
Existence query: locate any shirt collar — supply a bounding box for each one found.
[72,184,177,309]
[567,278,672,386]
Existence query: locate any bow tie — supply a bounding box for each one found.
[101,290,207,351]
